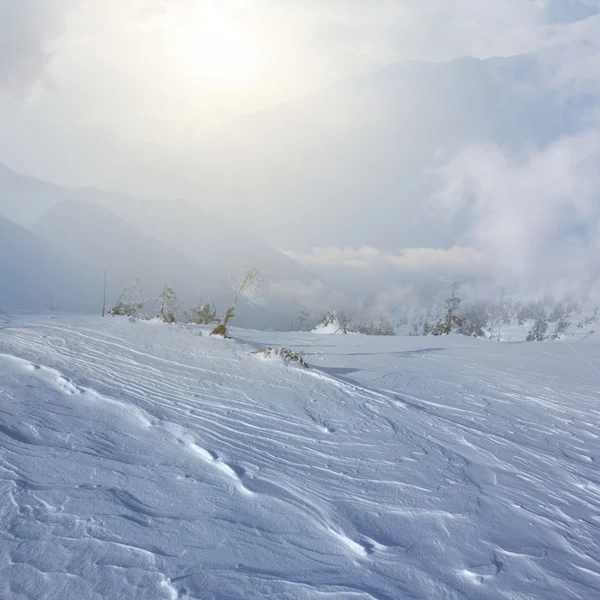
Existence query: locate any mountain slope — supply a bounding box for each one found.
[222,50,598,249]
[31,200,296,327]
[0,315,599,599]
[0,214,101,311]
[32,201,226,310]
[0,162,76,228]
[76,187,321,285]
[0,162,324,290]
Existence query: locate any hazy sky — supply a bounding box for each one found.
[2,0,600,302]
[1,1,598,181]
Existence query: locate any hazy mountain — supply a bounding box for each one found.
[0,162,77,228]
[0,214,101,311]
[32,201,227,310]
[221,50,598,250]
[31,201,300,327]
[75,188,320,286]
[0,162,322,287]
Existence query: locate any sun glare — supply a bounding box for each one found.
[170,10,261,92]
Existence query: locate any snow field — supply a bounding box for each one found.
[0,314,599,599]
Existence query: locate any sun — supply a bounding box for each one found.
[170,9,261,92]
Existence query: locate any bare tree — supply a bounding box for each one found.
[211,267,265,336]
[109,278,145,318]
[297,308,310,331]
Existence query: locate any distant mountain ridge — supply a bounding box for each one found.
[0,161,323,286]
[0,214,101,311]
[0,163,330,322]
[32,200,227,308]
[219,49,598,250]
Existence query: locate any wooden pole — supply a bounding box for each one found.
[101,268,107,317]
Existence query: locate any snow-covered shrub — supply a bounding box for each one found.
[109,278,145,318]
[526,315,549,341]
[251,347,309,368]
[550,317,570,340]
[211,307,235,337]
[457,302,488,338]
[313,310,346,334]
[157,283,177,323]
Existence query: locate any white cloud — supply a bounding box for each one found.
[0,0,76,94]
[284,245,487,276]
[432,128,600,295]
[266,279,353,315]
[2,0,600,291]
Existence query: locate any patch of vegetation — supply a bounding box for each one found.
[210,307,235,338]
[109,278,145,318]
[156,283,177,323]
[251,347,309,368]
[210,267,264,337]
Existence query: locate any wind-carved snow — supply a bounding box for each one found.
[0,315,599,599]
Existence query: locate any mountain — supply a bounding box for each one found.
[217,51,598,250]
[0,162,76,228]
[74,187,321,286]
[0,162,322,287]
[31,201,298,327]
[0,214,101,311]
[32,201,227,310]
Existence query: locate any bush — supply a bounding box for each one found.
[314,310,354,334]
[251,347,309,368]
[550,317,570,340]
[210,307,235,337]
[526,316,549,341]
[109,279,145,318]
[157,283,177,323]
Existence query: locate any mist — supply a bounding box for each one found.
[2,0,600,325]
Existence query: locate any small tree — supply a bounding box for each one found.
[109,278,145,318]
[550,317,569,340]
[315,310,352,334]
[442,282,462,334]
[526,313,549,341]
[157,283,177,323]
[297,308,310,331]
[457,301,487,338]
[211,266,265,337]
[357,312,395,336]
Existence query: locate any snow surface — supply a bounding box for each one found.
[312,318,345,335]
[1,314,600,599]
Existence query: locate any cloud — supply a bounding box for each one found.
[541,0,600,24]
[0,0,76,94]
[432,128,600,296]
[285,245,487,277]
[2,0,600,280]
[266,279,353,315]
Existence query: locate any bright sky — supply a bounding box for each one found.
[1,1,599,184]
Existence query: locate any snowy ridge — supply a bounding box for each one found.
[1,315,599,599]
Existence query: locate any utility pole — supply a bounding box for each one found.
[101,268,107,317]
